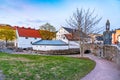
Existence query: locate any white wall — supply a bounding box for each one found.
[69,45,79,49]
[32,45,68,51]
[68,41,79,49]
[56,27,80,49]
[60,34,69,43]
[32,41,79,51]
[16,37,41,48]
[56,27,69,40]
[14,29,41,48]
[118,36,120,43]
[69,41,79,45]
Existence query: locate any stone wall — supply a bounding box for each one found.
[33,48,80,55]
[103,45,120,66]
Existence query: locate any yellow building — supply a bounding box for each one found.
[112,29,120,44]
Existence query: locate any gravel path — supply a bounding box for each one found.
[0,70,5,80]
[66,54,120,80]
[81,54,120,80]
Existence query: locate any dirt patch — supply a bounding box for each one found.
[0,57,31,62]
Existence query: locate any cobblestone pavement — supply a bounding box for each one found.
[68,54,120,80]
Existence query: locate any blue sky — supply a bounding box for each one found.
[0,0,120,30]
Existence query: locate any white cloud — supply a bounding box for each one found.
[0,0,120,30]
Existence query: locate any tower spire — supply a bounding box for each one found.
[106,19,110,31]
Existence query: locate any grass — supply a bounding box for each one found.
[0,52,95,80]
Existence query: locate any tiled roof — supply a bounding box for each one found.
[64,34,79,41]
[62,27,89,38]
[11,26,17,30]
[16,27,41,38]
[32,40,68,45]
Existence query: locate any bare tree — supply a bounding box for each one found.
[67,8,102,57]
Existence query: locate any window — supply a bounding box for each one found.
[25,37,28,39]
[35,38,37,39]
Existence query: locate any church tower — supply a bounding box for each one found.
[106,19,110,31]
[103,19,112,45]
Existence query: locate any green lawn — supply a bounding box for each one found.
[0,52,95,80]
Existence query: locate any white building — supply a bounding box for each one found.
[56,27,91,49]
[32,40,68,51]
[63,34,80,49]
[15,27,41,48]
[56,27,73,41]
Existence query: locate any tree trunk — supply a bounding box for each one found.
[79,41,82,57]
[5,38,8,47]
[81,42,84,57]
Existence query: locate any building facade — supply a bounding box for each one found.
[32,40,68,51]
[112,29,120,44]
[15,27,41,48]
[56,27,80,49]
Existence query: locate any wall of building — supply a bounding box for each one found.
[56,27,69,40]
[112,30,120,44]
[32,45,69,51]
[60,40,79,49]
[16,37,41,48]
[112,33,116,44]
[68,41,79,49]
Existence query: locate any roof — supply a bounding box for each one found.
[64,30,90,41]
[32,40,68,45]
[96,36,103,41]
[62,27,74,33]
[11,26,16,30]
[64,34,79,41]
[16,27,41,38]
[62,27,89,38]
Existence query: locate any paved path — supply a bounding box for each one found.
[0,70,5,80]
[66,54,120,80]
